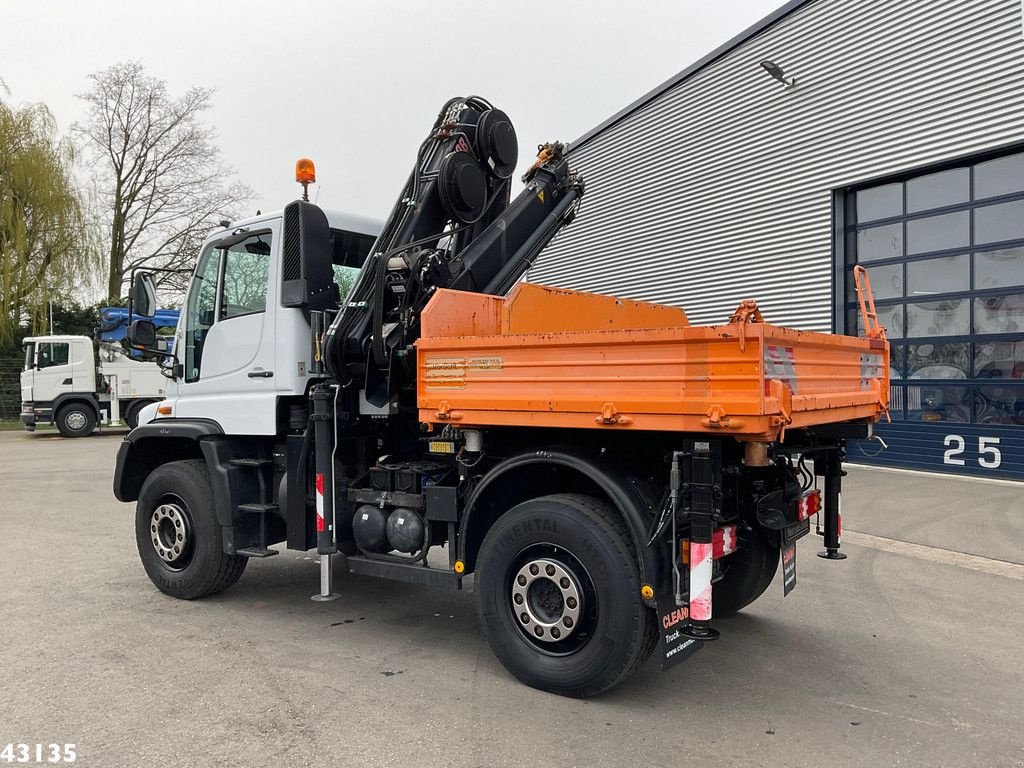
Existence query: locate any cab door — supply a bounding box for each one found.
[172,226,279,434]
[34,340,73,402]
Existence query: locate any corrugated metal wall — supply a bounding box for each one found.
[531,0,1024,331]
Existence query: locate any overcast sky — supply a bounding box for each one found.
[4,0,782,220]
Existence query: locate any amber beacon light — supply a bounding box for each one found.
[295,157,316,201]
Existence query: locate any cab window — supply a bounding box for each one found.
[183,232,272,382]
[184,247,223,382]
[220,236,271,319]
[331,229,375,303]
[22,341,35,371]
[37,342,69,369]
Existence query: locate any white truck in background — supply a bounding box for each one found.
[21,312,176,436]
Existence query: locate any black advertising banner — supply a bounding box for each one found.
[658,603,703,669]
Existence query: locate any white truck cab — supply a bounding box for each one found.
[136,209,381,433]
[21,335,170,436]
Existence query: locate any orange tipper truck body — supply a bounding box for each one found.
[416,282,889,439]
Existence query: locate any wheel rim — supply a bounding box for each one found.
[65,410,87,431]
[507,545,598,655]
[150,500,194,571]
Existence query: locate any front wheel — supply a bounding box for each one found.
[135,460,247,599]
[475,494,656,698]
[55,403,96,437]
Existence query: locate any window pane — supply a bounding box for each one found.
[221,237,271,319]
[974,293,1024,335]
[906,298,969,337]
[975,247,1024,291]
[974,152,1024,200]
[906,211,969,255]
[975,385,1024,425]
[857,223,903,262]
[876,303,904,338]
[890,344,904,380]
[857,183,902,223]
[184,247,222,383]
[974,199,1024,245]
[906,167,969,213]
[907,343,969,379]
[906,384,970,422]
[859,263,903,300]
[332,265,360,302]
[38,342,69,369]
[906,254,969,297]
[54,343,69,365]
[975,340,1024,379]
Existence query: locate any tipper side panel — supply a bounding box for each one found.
[416,286,888,440]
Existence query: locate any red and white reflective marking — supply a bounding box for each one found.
[315,472,325,533]
[837,494,842,544]
[689,541,714,621]
[796,489,822,521]
[712,525,738,559]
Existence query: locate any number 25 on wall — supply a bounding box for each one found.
[943,435,1002,469]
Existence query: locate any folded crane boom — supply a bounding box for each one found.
[322,96,584,402]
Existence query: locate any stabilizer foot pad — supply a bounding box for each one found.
[681,623,720,641]
[817,549,848,560]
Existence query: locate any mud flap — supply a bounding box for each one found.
[656,595,704,669]
[782,541,797,596]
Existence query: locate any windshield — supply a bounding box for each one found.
[22,342,35,371]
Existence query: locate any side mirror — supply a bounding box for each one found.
[126,319,157,349]
[132,272,158,319]
[281,200,335,311]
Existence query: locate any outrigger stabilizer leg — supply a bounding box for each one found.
[311,384,342,601]
[680,441,721,641]
[816,448,847,560]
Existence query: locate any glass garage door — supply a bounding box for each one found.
[843,149,1024,480]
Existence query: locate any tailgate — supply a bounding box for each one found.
[757,323,889,429]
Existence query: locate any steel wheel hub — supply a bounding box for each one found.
[65,411,87,431]
[511,558,583,643]
[151,503,190,564]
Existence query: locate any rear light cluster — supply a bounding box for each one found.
[796,489,821,521]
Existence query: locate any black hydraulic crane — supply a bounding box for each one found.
[322,95,585,404]
[304,96,585,597]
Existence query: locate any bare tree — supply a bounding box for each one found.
[74,61,253,301]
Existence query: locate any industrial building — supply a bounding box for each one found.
[533,0,1024,479]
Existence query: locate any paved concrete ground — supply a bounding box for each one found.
[1,431,1022,768]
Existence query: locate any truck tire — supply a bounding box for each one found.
[55,402,96,437]
[475,494,657,698]
[712,525,780,617]
[123,400,151,429]
[135,459,247,600]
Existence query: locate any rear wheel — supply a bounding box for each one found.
[135,460,247,599]
[475,494,656,698]
[713,525,780,616]
[55,402,96,437]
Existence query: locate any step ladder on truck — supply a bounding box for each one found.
[113,96,889,697]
